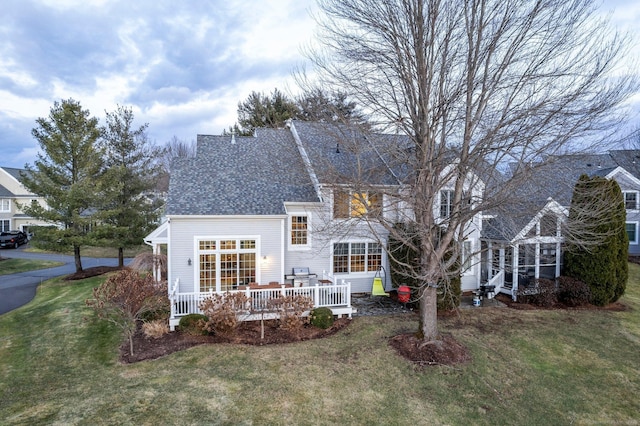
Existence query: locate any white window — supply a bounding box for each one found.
[462,240,473,273]
[290,215,310,248]
[197,238,257,292]
[623,192,638,210]
[333,242,382,274]
[626,222,638,244]
[333,189,382,219]
[0,220,10,232]
[0,199,10,212]
[439,190,454,218]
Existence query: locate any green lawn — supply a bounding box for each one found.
[0,258,64,275]
[0,265,638,425]
[25,245,151,258]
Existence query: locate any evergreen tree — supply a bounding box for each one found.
[21,99,102,272]
[563,175,628,305]
[237,89,298,133]
[296,88,368,125]
[97,105,164,267]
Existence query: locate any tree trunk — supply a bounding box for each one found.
[73,244,83,273]
[418,285,438,341]
[118,247,124,268]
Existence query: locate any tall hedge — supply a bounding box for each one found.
[563,175,628,306]
[388,223,461,311]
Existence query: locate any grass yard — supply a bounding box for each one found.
[25,244,151,259]
[0,258,64,276]
[0,265,638,425]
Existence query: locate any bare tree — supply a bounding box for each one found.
[310,0,636,341]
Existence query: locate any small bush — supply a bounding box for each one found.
[557,276,592,307]
[142,320,169,339]
[269,295,314,331]
[309,307,335,329]
[199,293,249,336]
[140,306,170,322]
[517,278,557,307]
[179,313,209,335]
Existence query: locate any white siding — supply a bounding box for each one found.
[168,216,285,293]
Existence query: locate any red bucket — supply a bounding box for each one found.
[397,285,411,303]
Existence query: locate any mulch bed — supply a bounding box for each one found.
[120,318,352,364]
[65,265,124,280]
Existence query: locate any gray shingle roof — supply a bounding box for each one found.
[291,121,403,186]
[166,128,320,216]
[483,151,639,241]
[0,184,12,197]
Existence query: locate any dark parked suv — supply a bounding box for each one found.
[0,231,28,249]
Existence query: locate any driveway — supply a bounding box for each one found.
[0,246,130,315]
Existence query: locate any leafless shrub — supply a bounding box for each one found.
[129,252,167,280]
[269,295,315,331]
[142,319,169,339]
[199,293,250,336]
[86,270,168,355]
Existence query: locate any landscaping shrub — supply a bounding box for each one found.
[437,275,461,311]
[557,276,592,307]
[178,313,209,335]
[199,292,249,336]
[142,319,169,339]
[86,269,168,355]
[388,223,462,311]
[563,175,628,306]
[269,295,314,331]
[517,278,557,307]
[309,307,335,329]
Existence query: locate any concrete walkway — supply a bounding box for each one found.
[0,247,130,315]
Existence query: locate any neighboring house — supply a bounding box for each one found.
[0,167,49,234]
[481,150,640,299]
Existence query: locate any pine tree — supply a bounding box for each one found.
[563,175,628,305]
[21,99,102,272]
[97,105,164,267]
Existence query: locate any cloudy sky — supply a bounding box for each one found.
[1,0,638,169]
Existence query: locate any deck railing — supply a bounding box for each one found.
[169,281,352,329]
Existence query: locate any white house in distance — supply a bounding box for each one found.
[0,167,49,234]
[145,120,640,326]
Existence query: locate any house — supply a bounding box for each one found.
[480,150,640,300]
[0,167,49,234]
[145,119,639,325]
[145,121,485,328]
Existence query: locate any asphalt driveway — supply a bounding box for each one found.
[0,247,129,315]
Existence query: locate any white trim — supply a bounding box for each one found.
[287,120,324,202]
[167,214,286,220]
[194,235,262,293]
[288,212,312,251]
[0,198,11,213]
[330,239,384,276]
[606,166,640,187]
[514,198,567,242]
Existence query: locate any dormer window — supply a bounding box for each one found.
[333,189,382,219]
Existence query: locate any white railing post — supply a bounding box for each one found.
[346,281,351,308]
[314,283,320,307]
